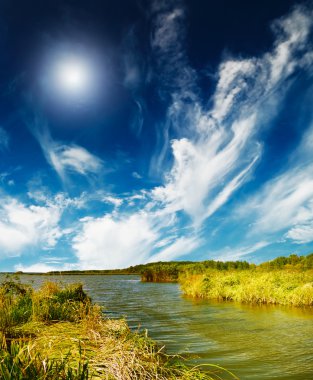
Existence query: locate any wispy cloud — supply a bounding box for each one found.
[149,235,201,262]
[151,1,193,93]
[122,27,147,137]
[151,4,313,229]
[211,241,271,262]
[68,3,313,268]
[0,127,9,151]
[132,171,142,179]
[14,3,309,270]
[32,123,103,182]
[242,166,313,234]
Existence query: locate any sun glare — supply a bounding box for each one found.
[41,46,104,105]
[55,58,89,93]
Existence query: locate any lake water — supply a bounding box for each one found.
[2,274,313,379]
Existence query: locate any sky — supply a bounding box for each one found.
[0,0,313,272]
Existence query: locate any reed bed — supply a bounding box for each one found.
[179,269,313,306]
[0,277,238,380]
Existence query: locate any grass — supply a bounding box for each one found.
[179,269,313,306]
[0,277,238,380]
[136,253,313,307]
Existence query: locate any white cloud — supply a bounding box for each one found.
[285,222,313,244]
[152,114,260,225]
[151,4,312,229]
[268,6,312,86]
[0,197,63,256]
[14,263,60,273]
[212,59,256,122]
[32,125,103,181]
[212,241,270,262]
[47,143,103,181]
[101,195,123,207]
[240,164,313,238]
[52,144,103,176]
[149,235,201,262]
[69,5,313,268]
[10,4,308,270]
[14,262,77,273]
[73,212,158,269]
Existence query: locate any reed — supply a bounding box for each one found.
[179,269,313,306]
[0,278,238,380]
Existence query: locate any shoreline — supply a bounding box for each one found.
[0,279,238,380]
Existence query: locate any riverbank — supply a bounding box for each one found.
[140,254,313,307]
[0,278,237,380]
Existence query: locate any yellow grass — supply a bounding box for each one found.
[180,269,313,306]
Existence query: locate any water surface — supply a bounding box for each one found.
[2,274,313,379]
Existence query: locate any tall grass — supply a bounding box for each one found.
[180,269,313,306]
[0,340,89,380]
[0,278,238,380]
[31,282,91,322]
[0,278,32,337]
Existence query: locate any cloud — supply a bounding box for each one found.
[31,121,103,182]
[14,262,76,273]
[9,4,310,271]
[0,127,9,151]
[243,166,313,234]
[55,144,102,175]
[211,241,270,262]
[68,4,313,269]
[72,212,158,269]
[151,4,313,228]
[46,142,103,180]
[14,263,62,273]
[285,222,313,244]
[238,121,313,244]
[101,195,123,207]
[132,171,142,179]
[268,5,312,85]
[150,0,197,97]
[152,114,261,225]
[0,197,63,256]
[148,235,201,262]
[241,164,313,244]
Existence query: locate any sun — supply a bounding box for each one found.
[55,58,90,93]
[41,47,103,105]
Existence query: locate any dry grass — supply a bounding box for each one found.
[28,314,238,379]
[0,279,238,380]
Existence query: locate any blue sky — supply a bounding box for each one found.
[0,0,313,272]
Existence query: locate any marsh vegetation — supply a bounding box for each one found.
[0,277,238,380]
[140,253,313,307]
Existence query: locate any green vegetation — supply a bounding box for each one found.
[138,253,313,307]
[141,260,251,282]
[258,253,313,270]
[180,270,313,306]
[0,277,238,380]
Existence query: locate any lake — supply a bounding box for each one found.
[2,274,313,379]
